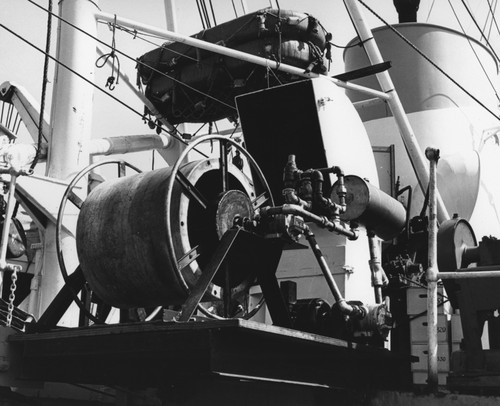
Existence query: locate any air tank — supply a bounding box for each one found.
[331,175,406,241]
[344,23,500,237]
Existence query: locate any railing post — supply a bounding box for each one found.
[425,147,440,391]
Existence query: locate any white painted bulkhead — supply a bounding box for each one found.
[344,23,500,238]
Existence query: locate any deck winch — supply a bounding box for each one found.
[62,134,406,342]
[76,141,262,308]
[76,157,256,309]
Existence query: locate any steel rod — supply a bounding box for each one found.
[343,0,449,223]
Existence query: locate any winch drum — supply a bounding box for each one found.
[76,158,256,309]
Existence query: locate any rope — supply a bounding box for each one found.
[95,15,121,91]
[30,0,52,172]
[356,0,500,122]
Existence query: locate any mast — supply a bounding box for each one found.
[164,0,177,34]
[37,0,99,322]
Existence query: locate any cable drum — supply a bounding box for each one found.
[76,158,256,309]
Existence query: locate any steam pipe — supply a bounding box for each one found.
[332,167,347,213]
[367,231,388,304]
[282,155,311,209]
[260,204,358,240]
[425,146,440,391]
[302,165,347,215]
[304,226,365,319]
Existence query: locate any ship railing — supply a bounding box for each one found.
[425,147,500,391]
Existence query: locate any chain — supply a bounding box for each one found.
[6,265,19,328]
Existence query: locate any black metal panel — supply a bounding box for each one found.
[236,80,329,204]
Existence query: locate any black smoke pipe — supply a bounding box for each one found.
[394,0,420,23]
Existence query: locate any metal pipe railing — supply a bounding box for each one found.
[425,147,440,391]
[424,152,500,391]
[438,267,500,279]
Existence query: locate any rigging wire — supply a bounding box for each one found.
[356,0,500,122]
[0,23,210,159]
[195,0,207,29]
[485,0,498,40]
[239,0,247,15]
[201,0,212,28]
[460,0,500,63]
[487,0,500,39]
[425,0,436,23]
[482,0,492,38]
[30,0,52,172]
[231,0,238,18]
[208,0,218,26]
[329,38,368,49]
[197,0,212,29]
[26,0,236,112]
[447,0,500,102]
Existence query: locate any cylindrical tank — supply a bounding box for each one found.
[344,23,500,237]
[331,175,406,241]
[76,158,255,308]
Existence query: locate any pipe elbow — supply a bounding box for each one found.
[332,166,344,177]
[337,299,366,319]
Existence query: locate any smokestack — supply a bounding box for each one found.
[393,0,420,23]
